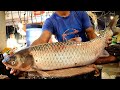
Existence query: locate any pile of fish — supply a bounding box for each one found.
[2,15,119,72]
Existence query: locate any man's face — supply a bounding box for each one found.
[10,34,15,38]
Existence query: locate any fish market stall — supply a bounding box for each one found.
[1,11,120,79]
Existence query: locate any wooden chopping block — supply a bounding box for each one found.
[27,64,97,79]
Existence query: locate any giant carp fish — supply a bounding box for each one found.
[2,15,119,72]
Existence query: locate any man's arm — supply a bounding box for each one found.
[85,27,97,40]
[94,55,117,65]
[31,30,52,46]
[80,11,97,40]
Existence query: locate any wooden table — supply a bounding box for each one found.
[25,64,101,79]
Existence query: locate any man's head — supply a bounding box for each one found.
[9,34,15,38]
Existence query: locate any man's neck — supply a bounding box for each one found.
[55,11,70,17]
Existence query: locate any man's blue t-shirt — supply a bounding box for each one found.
[42,11,92,42]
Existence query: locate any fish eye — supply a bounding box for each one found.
[11,61,16,65]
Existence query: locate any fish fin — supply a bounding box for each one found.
[100,50,110,57]
[31,65,50,78]
[37,71,50,78]
[26,68,36,71]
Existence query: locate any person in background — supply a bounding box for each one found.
[7,33,19,50]
[5,11,117,76]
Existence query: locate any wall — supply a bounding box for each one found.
[0,11,6,51]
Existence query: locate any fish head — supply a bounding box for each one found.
[2,54,18,69]
[2,48,34,71]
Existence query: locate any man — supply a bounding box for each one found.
[7,33,19,49]
[6,11,117,76]
[31,11,97,44]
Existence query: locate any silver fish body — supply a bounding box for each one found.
[2,32,110,71]
[29,37,106,70]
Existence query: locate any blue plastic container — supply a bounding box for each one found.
[26,24,43,46]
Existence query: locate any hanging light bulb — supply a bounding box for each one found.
[110,16,114,20]
[109,12,115,20]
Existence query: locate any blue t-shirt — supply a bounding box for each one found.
[42,11,92,42]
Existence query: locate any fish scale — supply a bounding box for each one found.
[28,36,107,70]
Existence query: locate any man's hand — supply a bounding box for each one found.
[6,66,20,76]
[69,37,82,42]
[105,37,112,47]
